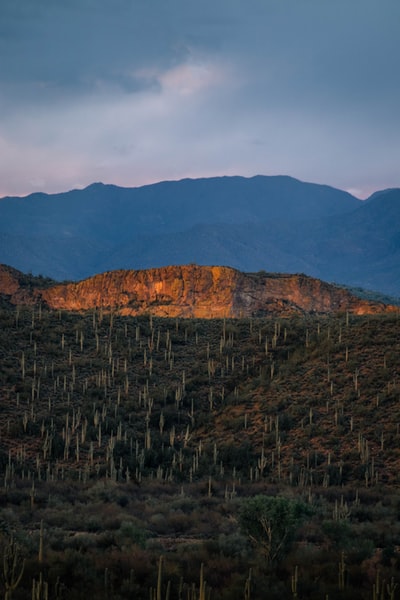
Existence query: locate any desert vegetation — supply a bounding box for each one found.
[0,299,400,598]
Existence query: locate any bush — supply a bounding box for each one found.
[239,495,312,564]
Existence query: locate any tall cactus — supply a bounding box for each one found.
[157,555,163,600]
[149,556,171,600]
[198,563,209,600]
[32,573,49,600]
[2,536,25,600]
[291,565,298,598]
[338,551,346,591]
[244,568,252,600]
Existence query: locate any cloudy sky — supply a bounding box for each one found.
[1,0,399,198]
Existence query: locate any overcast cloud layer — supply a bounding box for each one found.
[0,0,399,198]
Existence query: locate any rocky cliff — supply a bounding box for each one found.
[0,263,397,317]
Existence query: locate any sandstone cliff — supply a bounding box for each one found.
[0,263,397,317]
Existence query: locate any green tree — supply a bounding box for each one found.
[239,495,310,565]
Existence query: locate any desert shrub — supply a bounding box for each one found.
[217,531,251,558]
[67,532,99,551]
[86,516,102,532]
[218,442,257,472]
[350,537,375,563]
[117,520,149,548]
[381,543,400,567]
[48,547,97,595]
[239,495,312,564]
[165,509,193,535]
[321,519,351,549]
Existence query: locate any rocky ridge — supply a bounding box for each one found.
[0,263,396,318]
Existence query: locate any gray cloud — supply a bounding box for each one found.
[0,0,399,197]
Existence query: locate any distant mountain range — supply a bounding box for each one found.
[0,175,399,296]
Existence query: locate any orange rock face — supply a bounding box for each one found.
[0,265,20,295]
[0,263,397,317]
[39,265,398,317]
[0,264,38,305]
[40,266,241,318]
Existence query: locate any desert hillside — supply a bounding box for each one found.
[0,299,400,598]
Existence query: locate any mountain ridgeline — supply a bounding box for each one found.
[0,263,397,318]
[0,175,399,295]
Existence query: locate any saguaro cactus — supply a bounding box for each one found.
[32,573,48,600]
[2,536,25,600]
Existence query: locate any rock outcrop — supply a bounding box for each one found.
[0,263,397,317]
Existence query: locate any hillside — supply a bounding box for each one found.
[0,263,397,318]
[0,299,400,598]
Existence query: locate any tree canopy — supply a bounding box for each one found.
[239,495,311,565]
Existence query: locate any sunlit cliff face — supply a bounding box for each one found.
[40,266,242,318]
[0,266,20,295]
[0,264,396,318]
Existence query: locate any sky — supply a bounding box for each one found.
[0,0,399,199]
